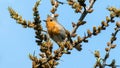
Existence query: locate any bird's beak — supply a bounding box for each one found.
[43,20,47,22]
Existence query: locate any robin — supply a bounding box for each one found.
[44,15,81,51]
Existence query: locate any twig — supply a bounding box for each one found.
[70,0,96,35]
[102,27,120,68]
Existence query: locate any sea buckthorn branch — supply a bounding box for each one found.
[32,0,45,45]
[8,7,28,28]
[49,0,96,52]
[70,0,96,36]
[94,24,120,68]
[43,1,83,67]
[30,0,74,68]
[50,0,58,14]
[8,0,120,68]
[60,0,96,51]
[89,7,120,40]
[93,50,102,68]
[93,7,120,68]
[70,0,96,49]
[49,0,74,63]
[50,0,63,15]
[8,0,43,29]
[30,1,59,68]
[67,0,84,13]
[107,6,120,18]
[73,7,120,50]
[29,0,70,68]
[8,0,56,68]
[102,23,120,68]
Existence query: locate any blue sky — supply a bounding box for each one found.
[0,0,120,68]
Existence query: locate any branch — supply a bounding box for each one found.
[94,23,120,68]
[102,27,120,68]
[70,0,96,35]
[72,7,120,49]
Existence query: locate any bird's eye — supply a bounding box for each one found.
[50,19,53,22]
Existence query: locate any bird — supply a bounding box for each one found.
[44,15,66,43]
[44,15,81,51]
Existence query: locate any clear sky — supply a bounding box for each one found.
[0,0,120,68]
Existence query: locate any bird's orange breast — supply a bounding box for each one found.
[46,21,60,37]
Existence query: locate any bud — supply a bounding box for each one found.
[111,36,116,42]
[94,50,100,58]
[93,26,97,35]
[68,44,73,50]
[116,21,120,28]
[77,36,82,43]
[105,48,109,52]
[98,26,102,33]
[110,13,115,18]
[101,21,108,27]
[39,53,45,58]
[28,22,35,28]
[68,1,74,5]
[87,9,93,13]
[106,16,110,22]
[65,41,73,50]
[95,30,100,35]
[46,50,51,56]
[93,26,97,32]
[54,62,59,66]
[58,52,63,57]
[107,42,111,46]
[72,2,77,8]
[75,7,81,13]
[87,29,92,37]
[49,59,54,65]
[54,14,59,17]
[41,58,47,63]
[55,1,59,7]
[29,54,34,61]
[51,0,55,5]
[107,7,113,11]
[71,33,77,37]
[111,44,116,49]
[74,44,82,51]
[51,7,56,14]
